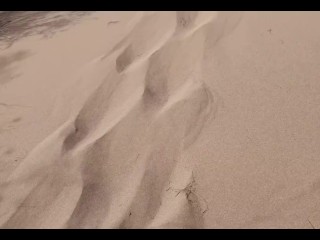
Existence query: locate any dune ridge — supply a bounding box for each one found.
[0,11,227,229]
[2,11,320,229]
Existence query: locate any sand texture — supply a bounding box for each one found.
[1,11,320,229]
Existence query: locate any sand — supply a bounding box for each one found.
[1,11,320,229]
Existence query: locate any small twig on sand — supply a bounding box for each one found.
[166,172,209,214]
[308,219,316,229]
[107,20,120,25]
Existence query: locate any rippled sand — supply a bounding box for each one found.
[1,11,320,229]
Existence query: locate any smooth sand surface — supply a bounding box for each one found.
[1,11,320,228]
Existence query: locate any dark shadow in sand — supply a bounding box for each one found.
[0,11,92,49]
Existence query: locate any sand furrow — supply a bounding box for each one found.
[0,11,239,228]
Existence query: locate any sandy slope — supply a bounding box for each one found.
[1,11,320,229]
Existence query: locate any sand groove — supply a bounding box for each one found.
[0,11,232,229]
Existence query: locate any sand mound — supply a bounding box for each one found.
[1,11,320,229]
[0,11,218,229]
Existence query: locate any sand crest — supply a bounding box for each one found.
[1,11,320,229]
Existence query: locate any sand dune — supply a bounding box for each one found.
[1,11,320,228]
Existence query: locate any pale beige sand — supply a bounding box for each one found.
[1,11,320,229]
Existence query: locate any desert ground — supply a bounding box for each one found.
[1,11,320,229]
